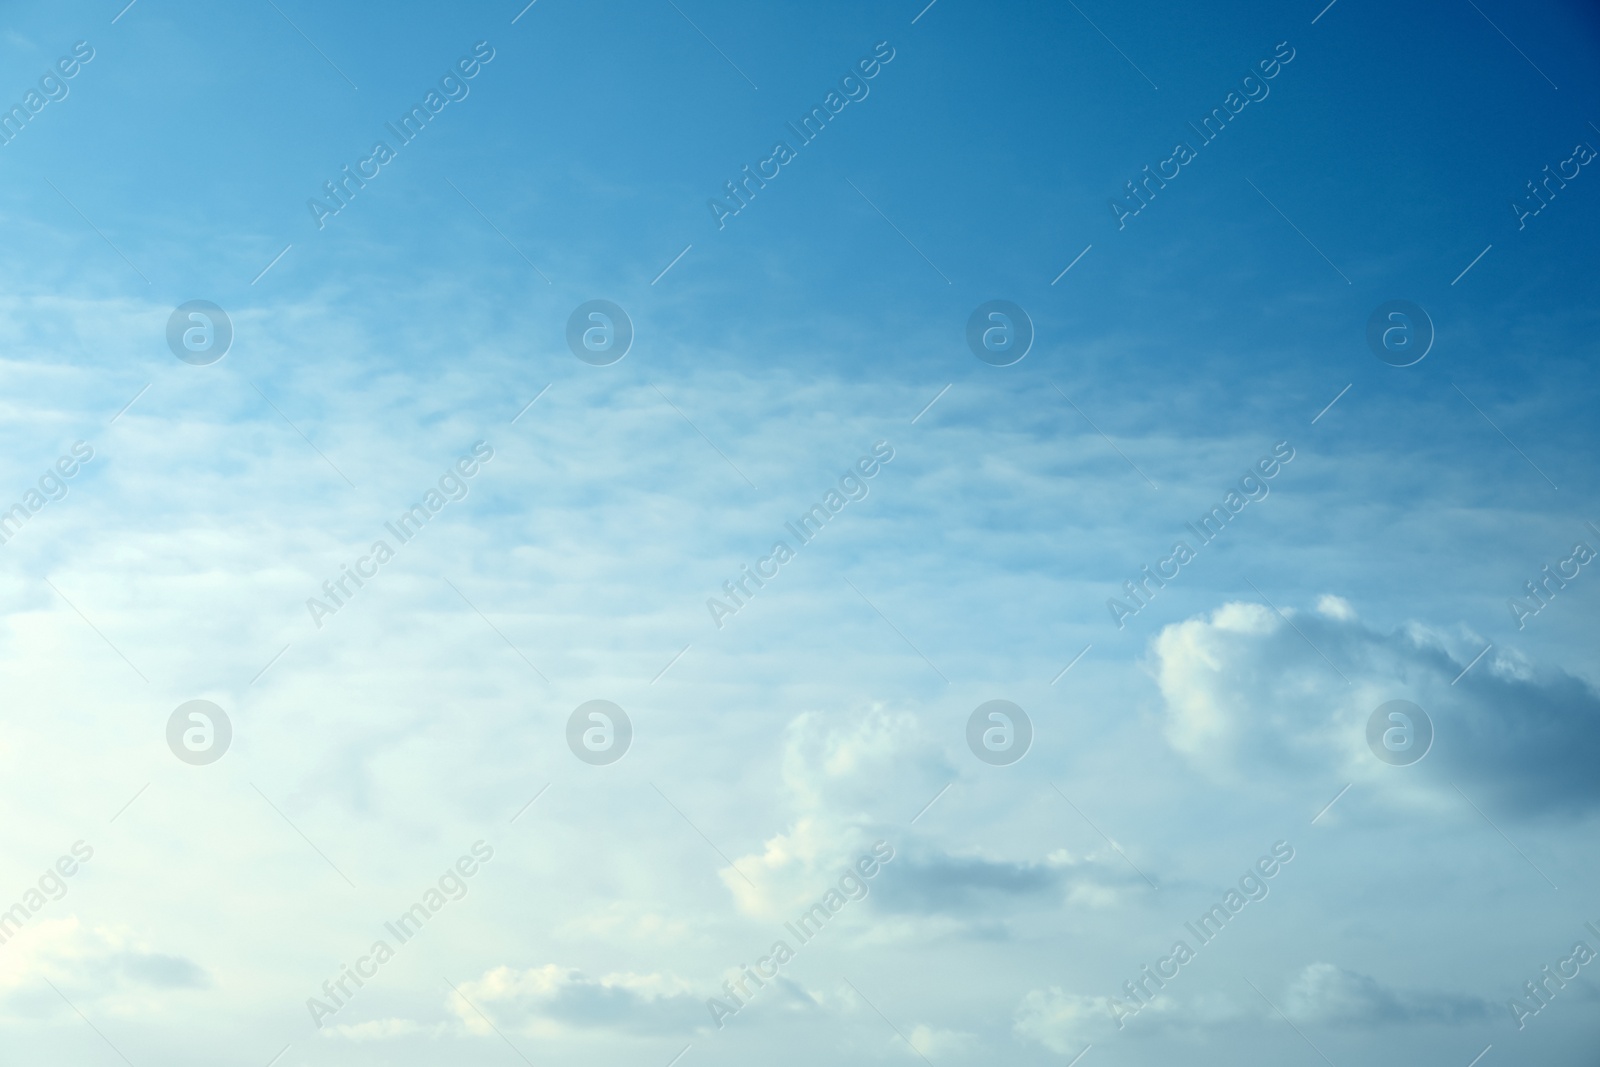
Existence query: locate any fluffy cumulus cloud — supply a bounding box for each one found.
[0,918,209,1019]
[1280,963,1490,1026]
[723,705,1132,931]
[722,814,884,922]
[777,705,951,820]
[1013,987,1117,1053]
[868,850,1076,915]
[1014,985,1248,1051]
[720,705,959,923]
[1148,598,1600,814]
[316,966,706,1043]
[451,964,701,1037]
[904,1022,978,1058]
[1014,964,1485,1052]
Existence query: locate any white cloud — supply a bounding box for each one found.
[1316,594,1357,621]
[1151,600,1357,774]
[1148,599,1600,814]
[452,964,700,1037]
[722,705,1131,934]
[905,1022,978,1058]
[1013,987,1117,1053]
[1282,963,1490,1026]
[0,917,209,1019]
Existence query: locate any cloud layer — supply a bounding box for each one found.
[1150,598,1600,815]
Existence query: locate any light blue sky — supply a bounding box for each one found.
[1,0,1598,1064]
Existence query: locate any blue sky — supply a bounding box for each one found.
[1,0,1599,1064]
